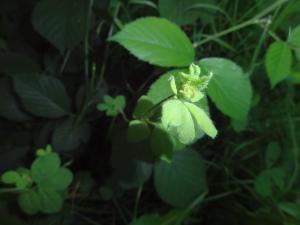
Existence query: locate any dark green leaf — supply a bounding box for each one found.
[37,188,63,213]
[13,74,71,118]
[18,190,40,215]
[154,149,206,207]
[128,120,151,143]
[265,142,281,168]
[150,124,174,161]
[0,77,31,122]
[52,117,90,152]
[32,0,89,53]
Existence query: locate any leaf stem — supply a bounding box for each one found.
[132,186,143,220]
[193,0,288,48]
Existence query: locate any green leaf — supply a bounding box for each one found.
[32,0,89,53]
[278,202,300,221]
[130,214,163,225]
[128,120,151,143]
[13,74,71,118]
[0,53,40,75]
[150,124,174,161]
[183,102,217,138]
[18,191,40,215]
[158,0,216,25]
[110,17,195,67]
[133,95,155,119]
[265,41,292,87]
[161,99,196,144]
[254,167,286,197]
[97,95,126,117]
[154,149,206,207]
[42,168,73,191]
[31,153,61,185]
[1,171,20,184]
[37,188,63,213]
[289,26,300,61]
[0,77,32,122]
[52,117,90,152]
[199,58,252,120]
[265,142,281,168]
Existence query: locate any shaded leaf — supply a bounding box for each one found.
[128,120,151,143]
[18,190,40,215]
[13,74,71,118]
[265,142,281,168]
[32,0,89,53]
[154,149,206,207]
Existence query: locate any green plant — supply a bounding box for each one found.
[0,145,73,214]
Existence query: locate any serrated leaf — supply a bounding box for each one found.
[13,74,71,118]
[183,102,217,138]
[32,0,89,53]
[110,17,195,67]
[0,77,32,122]
[265,142,281,168]
[150,124,174,161]
[154,149,206,207]
[158,0,216,25]
[31,153,61,185]
[18,191,40,215]
[199,58,252,120]
[265,41,292,87]
[37,188,63,213]
[1,171,20,184]
[290,26,300,61]
[128,120,151,143]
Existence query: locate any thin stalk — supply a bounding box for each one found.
[132,186,143,220]
[193,0,288,48]
[84,0,94,80]
[112,198,129,225]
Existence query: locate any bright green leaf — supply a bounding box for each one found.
[278,202,300,221]
[265,41,292,87]
[154,149,206,207]
[110,17,195,67]
[128,120,151,143]
[1,171,20,184]
[199,58,252,120]
[32,0,89,53]
[97,95,126,117]
[183,102,217,138]
[13,74,71,118]
[161,99,196,144]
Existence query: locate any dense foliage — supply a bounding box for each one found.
[0,0,300,224]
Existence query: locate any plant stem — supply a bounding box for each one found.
[0,187,25,194]
[132,186,143,220]
[193,0,288,48]
[84,0,94,80]
[142,94,175,119]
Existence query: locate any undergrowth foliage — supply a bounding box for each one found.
[0,0,300,225]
